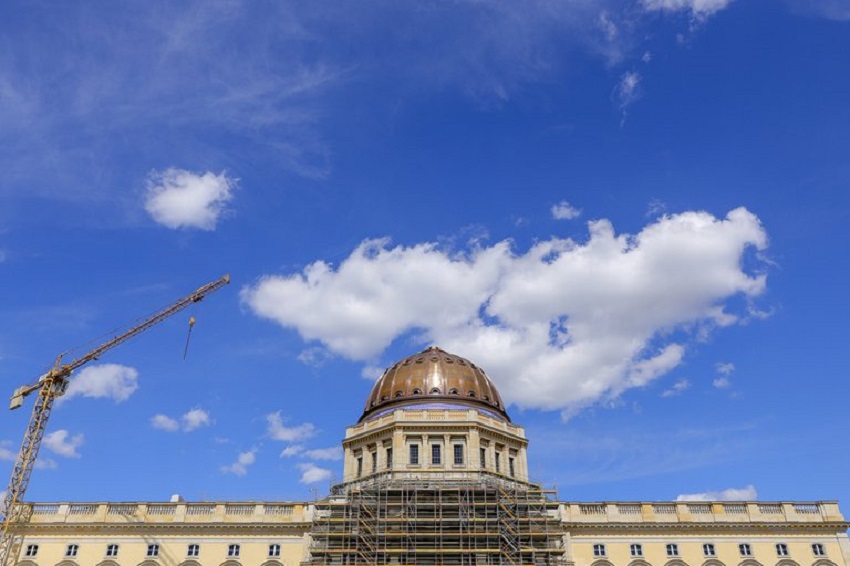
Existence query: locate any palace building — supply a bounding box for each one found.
[10,347,850,566]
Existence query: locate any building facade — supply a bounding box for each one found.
[10,347,850,566]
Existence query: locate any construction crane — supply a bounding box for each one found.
[0,274,230,566]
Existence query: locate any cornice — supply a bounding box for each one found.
[13,523,313,536]
[562,522,850,533]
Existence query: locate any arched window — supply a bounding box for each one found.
[394,391,404,398]
[412,388,422,395]
[429,387,441,395]
[449,388,459,395]
[468,391,476,397]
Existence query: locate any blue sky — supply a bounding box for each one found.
[1,0,849,506]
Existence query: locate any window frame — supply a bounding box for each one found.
[147,543,160,557]
[269,544,281,558]
[228,543,241,558]
[453,444,464,466]
[812,544,826,557]
[739,543,753,557]
[106,544,119,558]
[703,543,716,557]
[630,544,643,557]
[25,545,38,558]
[776,543,789,556]
[666,543,680,557]
[409,443,420,466]
[480,447,487,469]
[188,543,200,557]
[431,443,442,465]
[66,544,79,558]
[593,544,606,557]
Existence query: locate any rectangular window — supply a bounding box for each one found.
[630,544,643,557]
[812,544,826,557]
[188,544,200,557]
[776,544,789,556]
[386,447,393,469]
[228,544,240,557]
[509,457,515,477]
[25,545,38,558]
[480,447,487,469]
[147,544,160,557]
[593,544,606,557]
[432,443,442,465]
[495,452,501,473]
[410,444,419,465]
[454,444,464,465]
[356,456,363,477]
[739,544,752,556]
[106,544,119,557]
[66,544,79,558]
[269,544,281,558]
[703,544,716,557]
[667,544,680,557]
[371,451,377,474]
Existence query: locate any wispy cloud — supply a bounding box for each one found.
[641,0,734,19]
[0,441,15,462]
[615,71,642,124]
[677,484,757,501]
[244,208,768,418]
[43,430,84,458]
[305,446,343,461]
[144,168,236,230]
[661,378,691,397]
[62,364,139,403]
[281,445,305,458]
[267,411,316,442]
[221,449,257,476]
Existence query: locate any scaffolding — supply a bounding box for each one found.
[306,474,565,566]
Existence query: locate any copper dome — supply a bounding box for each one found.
[360,346,509,422]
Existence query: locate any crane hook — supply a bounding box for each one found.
[183,316,196,360]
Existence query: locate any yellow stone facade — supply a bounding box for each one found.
[10,347,850,566]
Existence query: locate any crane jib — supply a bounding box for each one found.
[0,273,230,566]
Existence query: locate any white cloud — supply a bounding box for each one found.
[182,408,212,431]
[713,362,734,388]
[221,449,257,476]
[551,201,582,220]
[305,446,344,461]
[244,208,768,417]
[642,0,733,18]
[267,411,317,442]
[150,414,180,431]
[63,364,139,403]
[677,484,757,501]
[716,362,735,375]
[43,430,84,458]
[151,408,212,432]
[281,445,305,458]
[661,378,691,397]
[298,462,332,484]
[144,168,235,230]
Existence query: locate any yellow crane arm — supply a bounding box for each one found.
[0,274,230,566]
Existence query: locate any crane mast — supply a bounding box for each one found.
[0,274,230,566]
